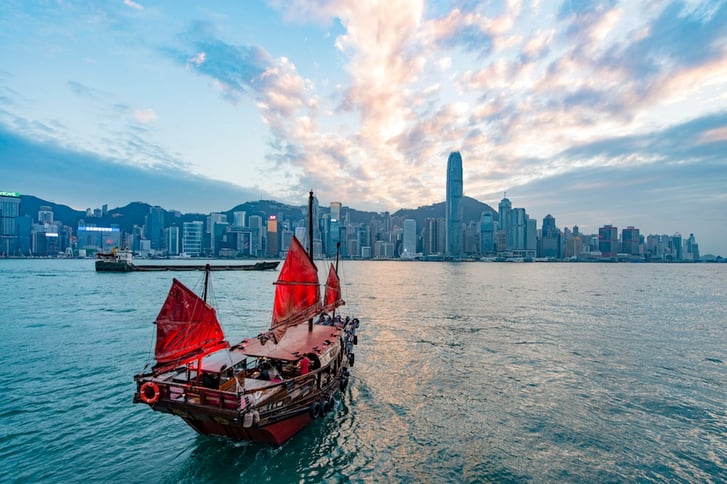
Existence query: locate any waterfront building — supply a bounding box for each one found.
[539,215,561,258]
[147,206,165,251]
[328,218,341,257]
[671,233,683,260]
[621,226,641,256]
[446,151,463,258]
[77,224,122,253]
[598,225,619,257]
[480,212,495,255]
[685,234,699,260]
[401,218,417,259]
[182,220,204,257]
[266,215,279,258]
[0,191,21,255]
[498,196,512,250]
[422,217,445,256]
[165,226,180,256]
[248,215,263,257]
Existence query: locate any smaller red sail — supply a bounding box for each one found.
[154,278,229,369]
[323,263,345,313]
[269,236,322,342]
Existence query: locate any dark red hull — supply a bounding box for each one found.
[184,411,314,446]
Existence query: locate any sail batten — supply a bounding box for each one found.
[154,278,229,371]
[269,236,322,342]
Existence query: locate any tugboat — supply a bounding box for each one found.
[95,248,134,272]
[133,192,360,445]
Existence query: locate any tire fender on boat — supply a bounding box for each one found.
[348,353,355,367]
[340,376,349,392]
[139,381,160,405]
[310,402,321,419]
[327,395,335,413]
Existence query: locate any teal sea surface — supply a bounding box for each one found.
[0,259,725,482]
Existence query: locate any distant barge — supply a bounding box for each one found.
[95,249,279,273]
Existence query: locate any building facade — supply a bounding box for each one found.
[445,151,463,258]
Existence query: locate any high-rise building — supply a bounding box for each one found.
[422,217,445,256]
[330,202,342,222]
[0,191,21,255]
[498,196,512,250]
[165,226,180,256]
[685,233,699,260]
[539,214,561,258]
[401,218,417,258]
[621,226,641,255]
[266,215,279,257]
[182,221,204,257]
[480,211,495,255]
[445,151,463,258]
[598,224,618,257]
[233,211,246,228]
[248,215,263,257]
[147,206,165,250]
[38,206,54,224]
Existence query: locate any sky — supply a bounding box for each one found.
[1,0,726,255]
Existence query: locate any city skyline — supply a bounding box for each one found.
[1,1,726,255]
[2,189,718,259]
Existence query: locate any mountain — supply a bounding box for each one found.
[392,196,498,229]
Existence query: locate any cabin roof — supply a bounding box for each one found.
[235,323,341,362]
[200,348,246,372]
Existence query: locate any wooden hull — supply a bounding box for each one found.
[184,411,314,445]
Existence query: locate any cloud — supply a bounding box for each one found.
[123,0,143,11]
[0,124,271,213]
[132,108,157,124]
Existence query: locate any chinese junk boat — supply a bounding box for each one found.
[133,193,359,446]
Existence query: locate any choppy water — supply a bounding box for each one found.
[0,259,725,483]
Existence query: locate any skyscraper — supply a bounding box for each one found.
[446,151,463,258]
[401,218,417,258]
[498,196,512,250]
[0,191,21,255]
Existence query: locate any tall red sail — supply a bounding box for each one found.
[154,278,229,370]
[269,236,322,342]
[323,263,345,313]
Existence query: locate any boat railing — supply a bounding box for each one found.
[151,368,327,410]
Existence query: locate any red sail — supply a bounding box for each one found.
[269,236,322,342]
[323,263,345,313]
[154,278,229,369]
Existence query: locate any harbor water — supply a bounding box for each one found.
[0,259,725,482]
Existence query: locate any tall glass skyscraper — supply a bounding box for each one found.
[446,151,463,258]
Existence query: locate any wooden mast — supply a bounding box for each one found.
[308,190,314,332]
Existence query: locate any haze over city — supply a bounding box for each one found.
[1,1,726,255]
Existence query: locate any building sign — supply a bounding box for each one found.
[0,191,21,198]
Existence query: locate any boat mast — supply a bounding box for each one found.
[202,264,211,302]
[332,241,340,319]
[308,190,314,332]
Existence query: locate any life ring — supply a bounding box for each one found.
[139,381,160,404]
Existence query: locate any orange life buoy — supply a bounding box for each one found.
[139,381,160,404]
